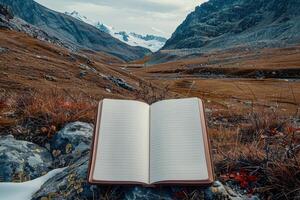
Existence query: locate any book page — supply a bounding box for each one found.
[150,98,209,183]
[92,99,150,183]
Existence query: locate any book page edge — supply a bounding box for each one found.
[88,101,103,184]
[104,98,149,106]
[199,98,215,184]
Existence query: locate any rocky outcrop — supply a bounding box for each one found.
[32,153,248,200]
[0,4,68,48]
[163,0,300,51]
[51,122,93,167]
[31,154,98,200]
[1,122,257,199]
[0,135,52,182]
[106,76,135,91]
[0,0,151,61]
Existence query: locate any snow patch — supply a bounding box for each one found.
[0,168,66,200]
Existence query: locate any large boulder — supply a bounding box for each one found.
[32,153,246,200]
[0,122,256,199]
[0,135,53,182]
[50,122,93,167]
[122,182,249,200]
[32,154,101,200]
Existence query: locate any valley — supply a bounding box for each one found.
[0,30,173,102]
[132,46,300,117]
[0,0,300,199]
[1,28,299,199]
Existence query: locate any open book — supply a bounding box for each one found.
[88,98,213,185]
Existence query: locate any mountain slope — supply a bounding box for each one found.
[65,11,167,52]
[0,4,68,48]
[163,0,300,50]
[0,0,151,61]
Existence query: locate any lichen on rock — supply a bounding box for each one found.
[0,135,53,182]
[50,121,93,167]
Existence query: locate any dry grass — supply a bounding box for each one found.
[0,90,97,144]
[18,91,96,127]
[212,109,300,199]
[0,84,174,143]
[133,45,300,77]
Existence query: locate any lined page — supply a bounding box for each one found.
[150,98,208,183]
[93,99,149,183]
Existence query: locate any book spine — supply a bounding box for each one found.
[148,106,151,184]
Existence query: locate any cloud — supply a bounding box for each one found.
[41,0,193,13]
[35,0,207,38]
[151,27,167,35]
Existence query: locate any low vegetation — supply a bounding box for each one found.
[0,90,96,144]
[1,89,299,199]
[212,109,300,199]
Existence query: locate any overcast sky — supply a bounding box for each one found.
[34,0,206,38]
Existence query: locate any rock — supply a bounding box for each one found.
[67,54,76,62]
[79,70,87,78]
[86,59,93,66]
[79,64,97,73]
[32,152,245,200]
[79,64,89,70]
[32,154,225,200]
[0,4,13,20]
[44,75,57,82]
[50,122,93,167]
[123,187,173,200]
[32,154,101,200]
[0,135,52,182]
[28,76,38,80]
[0,47,8,53]
[1,71,8,76]
[0,120,260,200]
[212,181,239,199]
[107,76,134,91]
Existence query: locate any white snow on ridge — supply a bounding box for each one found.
[113,32,167,52]
[65,11,167,52]
[65,11,94,26]
[0,168,66,200]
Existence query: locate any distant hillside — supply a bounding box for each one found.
[0,0,151,61]
[65,11,167,52]
[163,0,300,50]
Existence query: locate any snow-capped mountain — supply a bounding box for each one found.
[65,11,94,26]
[65,11,167,52]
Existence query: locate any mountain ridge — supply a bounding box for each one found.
[0,0,151,61]
[163,0,300,51]
[65,11,167,52]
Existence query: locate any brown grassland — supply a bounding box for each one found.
[131,46,300,199]
[1,29,300,199]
